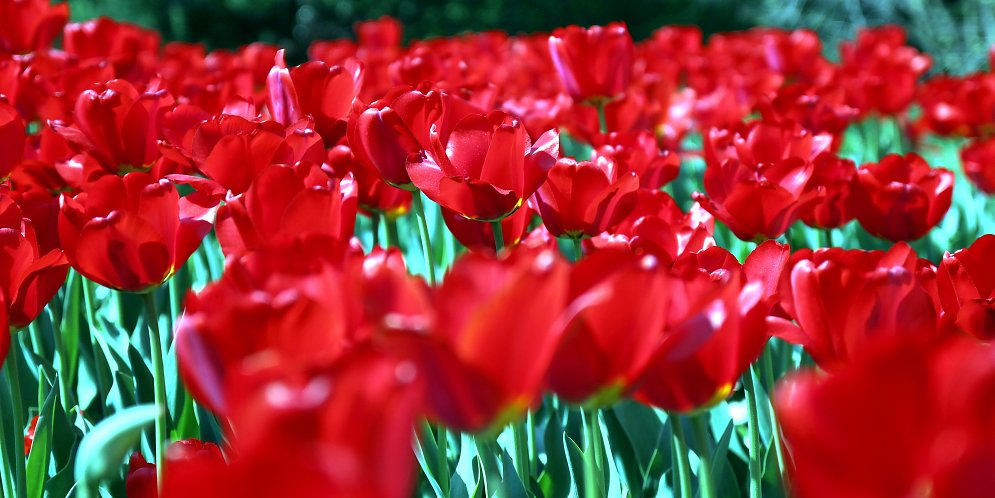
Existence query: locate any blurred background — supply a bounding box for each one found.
[66,0,995,74]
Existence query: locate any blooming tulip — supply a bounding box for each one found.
[548,23,635,103]
[851,153,953,242]
[937,234,995,340]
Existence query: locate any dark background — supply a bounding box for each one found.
[67,0,995,74]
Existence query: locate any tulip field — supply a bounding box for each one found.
[2,0,995,497]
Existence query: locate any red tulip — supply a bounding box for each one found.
[0,99,25,179]
[176,240,430,414]
[937,234,995,340]
[0,193,69,327]
[961,137,995,194]
[799,153,858,229]
[215,162,357,257]
[634,267,771,412]
[838,25,931,116]
[325,144,411,218]
[267,50,363,146]
[0,0,69,54]
[548,248,669,405]
[405,247,568,432]
[776,336,995,498]
[776,243,941,369]
[57,172,217,292]
[548,23,635,103]
[408,110,559,221]
[532,156,638,238]
[347,85,442,188]
[591,130,681,189]
[127,440,226,498]
[63,17,161,82]
[852,153,953,242]
[161,347,425,498]
[49,79,173,173]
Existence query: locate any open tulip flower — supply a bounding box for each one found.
[407,110,559,221]
[937,234,995,340]
[852,152,954,242]
[57,172,218,292]
[533,156,639,239]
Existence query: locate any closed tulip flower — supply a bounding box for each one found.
[960,137,995,194]
[0,193,69,328]
[549,23,635,103]
[215,162,358,257]
[937,234,995,340]
[548,248,669,405]
[852,153,953,242]
[0,100,25,179]
[57,172,218,292]
[407,110,559,221]
[533,156,639,238]
[0,0,69,54]
[799,153,858,229]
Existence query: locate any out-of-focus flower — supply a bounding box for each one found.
[548,23,635,103]
[0,0,69,54]
[851,153,953,242]
[937,234,995,340]
[961,137,995,194]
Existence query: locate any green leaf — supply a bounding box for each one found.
[540,404,570,498]
[26,380,58,498]
[564,435,586,498]
[500,448,529,498]
[74,404,158,486]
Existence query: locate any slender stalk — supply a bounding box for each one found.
[491,221,505,253]
[29,322,48,409]
[595,102,609,135]
[743,367,763,498]
[142,292,169,493]
[80,278,107,416]
[410,194,437,285]
[691,415,716,498]
[168,270,184,331]
[48,307,72,413]
[7,336,27,498]
[761,350,788,486]
[670,415,693,498]
[583,409,605,498]
[823,228,833,248]
[436,426,450,496]
[512,420,530,485]
[572,237,584,262]
[0,370,15,498]
[371,213,381,248]
[385,216,401,249]
[526,411,537,477]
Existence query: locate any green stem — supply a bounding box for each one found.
[691,415,716,498]
[670,415,693,498]
[385,216,401,249]
[168,270,184,332]
[29,322,47,409]
[436,425,450,496]
[583,409,605,498]
[526,411,537,477]
[491,221,505,253]
[142,292,169,493]
[595,102,609,135]
[743,367,763,498]
[371,213,381,249]
[410,194,437,286]
[7,335,27,498]
[512,420,530,485]
[48,307,73,414]
[80,278,107,417]
[761,350,788,486]
[572,237,584,262]
[0,369,14,498]
[823,228,833,248]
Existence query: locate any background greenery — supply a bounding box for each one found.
[66,0,995,73]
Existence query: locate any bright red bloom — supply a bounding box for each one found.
[532,156,638,238]
[775,243,940,369]
[961,137,995,194]
[634,267,771,413]
[267,50,363,146]
[325,144,410,218]
[548,23,635,103]
[348,86,442,188]
[0,193,68,328]
[693,120,829,240]
[0,0,69,54]
[63,17,161,82]
[405,247,568,432]
[441,205,534,253]
[591,130,681,189]
[852,153,954,242]
[161,348,424,498]
[799,153,858,229]
[548,248,669,405]
[215,162,357,258]
[937,235,995,340]
[176,241,429,414]
[57,172,217,292]
[127,440,226,498]
[49,79,173,173]
[776,336,995,498]
[838,25,931,116]
[0,99,25,179]
[407,110,559,221]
